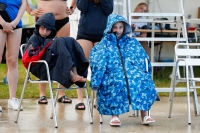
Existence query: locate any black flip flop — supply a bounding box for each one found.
[75,103,85,110]
[38,96,48,104]
[57,95,72,103]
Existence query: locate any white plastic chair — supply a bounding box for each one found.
[15,44,93,128]
[169,43,200,124]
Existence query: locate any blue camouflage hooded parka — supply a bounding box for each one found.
[90,14,157,115]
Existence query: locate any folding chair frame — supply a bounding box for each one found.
[169,43,200,124]
[15,44,93,128]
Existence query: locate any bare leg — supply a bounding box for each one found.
[141,110,154,122]
[0,31,7,66]
[71,67,78,75]
[0,34,7,84]
[76,40,94,108]
[141,110,148,121]
[140,41,152,60]
[70,67,86,82]
[57,89,66,97]
[6,29,22,98]
[141,41,164,71]
[39,83,46,97]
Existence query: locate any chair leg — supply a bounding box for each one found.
[169,84,175,118]
[15,71,29,123]
[186,86,191,124]
[134,110,139,117]
[169,64,178,118]
[169,65,180,102]
[90,91,94,117]
[90,90,103,124]
[186,66,191,124]
[189,66,200,115]
[85,84,93,124]
[51,90,59,119]
[148,110,150,116]
[48,82,58,128]
[192,90,199,115]
[100,114,103,124]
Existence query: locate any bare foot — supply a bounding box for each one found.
[77,76,87,82]
[70,71,86,82]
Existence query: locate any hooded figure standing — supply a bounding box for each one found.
[23,13,89,103]
[90,14,157,126]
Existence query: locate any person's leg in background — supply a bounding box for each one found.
[141,41,165,72]
[0,31,7,71]
[6,28,23,111]
[38,83,72,104]
[76,40,95,110]
[0,29,7,112]
[141,110,155,124]
[140,41,151,60]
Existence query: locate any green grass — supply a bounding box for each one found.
[0,59,200,99]
[0,60,79,99]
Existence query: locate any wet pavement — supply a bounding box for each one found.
[0,97,200,133]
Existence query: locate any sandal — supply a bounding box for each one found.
[38,96,48,104]
[109,117,121,126]
[141,116,155,125]
[57,95,72,103]
[75,103,85,110]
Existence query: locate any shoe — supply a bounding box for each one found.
[141,116,155,125]
[109,117,121,126]
[38,96,48,104]
[3,76,8,85]
[8,98,23,111]
[57,95,72,103]
[75,103,85,110]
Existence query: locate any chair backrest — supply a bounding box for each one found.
[20,44,27,57]
[175,43,200,66]
[20,43,53,83]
